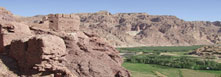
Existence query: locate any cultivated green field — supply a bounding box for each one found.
[123,62,221,77]
[117,45,203,53]
[119,46,221,77]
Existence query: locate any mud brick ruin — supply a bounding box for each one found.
[48,14,80,32]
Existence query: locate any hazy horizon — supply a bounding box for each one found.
[1,0,220,21]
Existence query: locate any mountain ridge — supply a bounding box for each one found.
[17,11,221,47]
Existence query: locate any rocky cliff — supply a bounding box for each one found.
[0,7,130,77]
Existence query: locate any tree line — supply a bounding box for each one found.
[126,55,221,70]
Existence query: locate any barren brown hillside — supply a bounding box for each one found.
[21,11,221,47]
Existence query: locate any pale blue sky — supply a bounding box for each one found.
[0,0,220,21]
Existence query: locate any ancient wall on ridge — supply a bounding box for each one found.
[48,14,80,32]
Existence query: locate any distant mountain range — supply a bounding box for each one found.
[18,11,221,47]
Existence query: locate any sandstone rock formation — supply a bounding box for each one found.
[9,35,75,76]
[0,7,31,53]
[8,31,130,77]
[62,31,130,77]
[0,7,130,77]
[0,55,18,77]
[2,6,220,76]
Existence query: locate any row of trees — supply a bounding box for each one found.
[126,55,221,70]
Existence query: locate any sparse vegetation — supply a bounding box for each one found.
[126,55,221,70]
[117,45,203,53]
[123,62,221,77]
[121,46,221,77]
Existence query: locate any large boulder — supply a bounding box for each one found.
[0,21,32,53]
[8,31,130,77]
[0,7,31,53]
[9,35,76,77]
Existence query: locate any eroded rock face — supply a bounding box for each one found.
[0,21,32,53]
[62,32,130,77]
[0,7,32,53]
[1,22,31,43]
[9,35,76,76]
[1,7,130,77]
[0,55,18,77]
[8,32,130,77]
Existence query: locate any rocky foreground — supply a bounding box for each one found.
[1,6,221,77]
[0,7,130,77]
[21,11,221,47]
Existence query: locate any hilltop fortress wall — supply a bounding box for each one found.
[48,14,80,32]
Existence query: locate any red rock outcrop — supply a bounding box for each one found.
[0,55,18,77]
[0,22,31,45]
[0,7,31,53]
[0,7,130,77]
[9,35,76,77]
[62,31,130,77]
[8,32,130,77]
